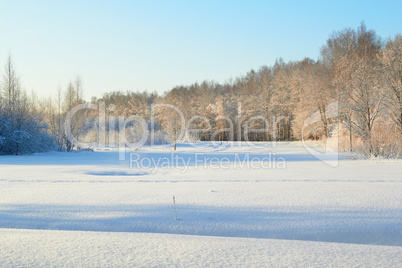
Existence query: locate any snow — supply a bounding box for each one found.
[1,229,401,267]
[0,142,401,266]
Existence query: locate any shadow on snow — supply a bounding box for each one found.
[0,203,400,246]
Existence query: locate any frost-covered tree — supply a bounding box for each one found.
[380,35,402,132]
[340,57,384,155]
[0,55,54,155]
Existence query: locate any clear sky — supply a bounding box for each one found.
[0,0,401,100]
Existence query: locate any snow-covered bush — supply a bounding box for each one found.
[341,124,402,159]
[369,124,401,159]
[0,108,54,155]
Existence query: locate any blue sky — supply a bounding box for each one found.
[0,0,401,100]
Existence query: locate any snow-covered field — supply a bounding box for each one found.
[1,142,401,266]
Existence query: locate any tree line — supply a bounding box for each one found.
[1,23,401,157]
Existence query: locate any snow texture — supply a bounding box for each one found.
[0,142,401,266]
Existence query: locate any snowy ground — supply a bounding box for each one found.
[0,142,401,266]
[1,228,401,267]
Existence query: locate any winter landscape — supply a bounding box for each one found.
[1,142,402,266]
[1,1,402,267]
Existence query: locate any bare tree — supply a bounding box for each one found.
[63,81,76,151]
[2,54,20,116]
[0,55,54,155]
[380,35,402,132]
[340,56,384,155]
[296,59,336,139]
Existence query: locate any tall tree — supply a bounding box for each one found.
[380,35,402,132]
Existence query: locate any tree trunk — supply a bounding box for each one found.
[349,127,353,152]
